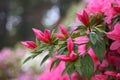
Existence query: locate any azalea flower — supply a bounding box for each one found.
[107,23,120,53]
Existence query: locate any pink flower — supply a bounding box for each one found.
[91,74,107,80]
[106,50,120,70]
[37,61,79,80]
[21,41,37,49]
[107,23,120,53]
[59,24,68,37]
[77,10,89,26]
[32,28,51,43]
[104,71,117,77]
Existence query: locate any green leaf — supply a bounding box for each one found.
[91,40,105,62]
[75,57,82,75]
[50,59,60,71]
[80,54,94,79]
[62,62,75,76]
[23,55,32,64]
[36,38,41,45]
[58,46,66,55]
[88,32,105,62]
[88,32,98,44]
[40,54,49,66]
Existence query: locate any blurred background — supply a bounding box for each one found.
[0,0,86,80]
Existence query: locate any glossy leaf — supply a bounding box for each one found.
[80,54,94,79]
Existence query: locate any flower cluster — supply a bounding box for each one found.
[22,0,120,80]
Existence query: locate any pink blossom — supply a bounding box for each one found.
[37,62,79,80]
[106,50,120,70]
[104,71,117,77]
[107,23,120,53]
[76,10,89,26]
[21,41,37,49]
[91,74,107,80]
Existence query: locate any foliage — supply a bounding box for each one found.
[22,0,120,79]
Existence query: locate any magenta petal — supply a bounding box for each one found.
[54,33,65,39]
[44,29,51,41]
[110,41,120,50]
[104,71,117,77]
[67,38,74,53]
[78,44,86,55]
[107,23,120,40]
[55,55,72,62]
[74,36,89,44]
[70,51,77,61]
[21,41,37,49]
[59,24,68,37]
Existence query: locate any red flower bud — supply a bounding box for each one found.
[32,28,49,43]
[21,41,37,49]
[54,33,65,39]
[44,29,51,41]
[77,10,89,26]
[67,38,74,53]
[59,24,68,37]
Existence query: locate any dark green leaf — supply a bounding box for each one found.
[36,38,41,45]
[50,59,60,71]
[75,57,82,75]
[58,46,66,55]
[80,54,94,79]
[40,54,49,66]
[23,55,32,64]
[88,32,98,44]
[62,62,75,76]
[88,32,105,62]
[91,40,105,62]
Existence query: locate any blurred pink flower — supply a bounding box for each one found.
[37,61,79,80]
[0,48,10,61]
[107,23,120,53]
[91,74,107,80]
[37,62,69,80]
